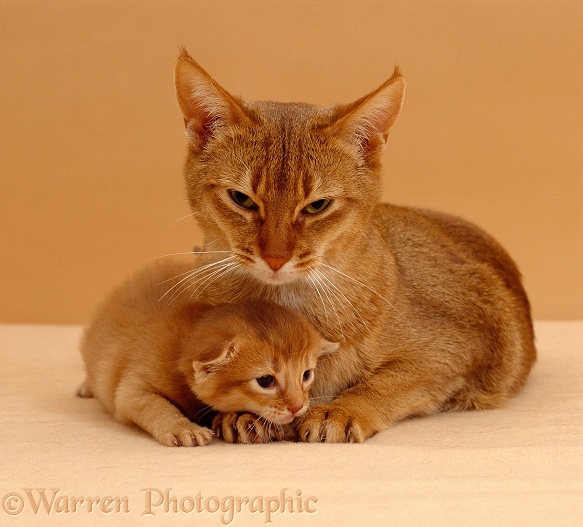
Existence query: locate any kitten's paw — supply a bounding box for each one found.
[212,412,283,444]
[296,404,368,443]
[157,422,213,447]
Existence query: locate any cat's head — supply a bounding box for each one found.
[175,49,405,285]
[179,301,338,425]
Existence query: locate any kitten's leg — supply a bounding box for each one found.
[297,363,454,443]
[76,379,94,398]
[212,412,289,444]
[115,380,213,447]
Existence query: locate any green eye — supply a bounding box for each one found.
[229,190,257,210]
[303,199,331,215]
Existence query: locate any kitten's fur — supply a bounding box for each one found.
[173,49,536,443]
[78,258,336,446]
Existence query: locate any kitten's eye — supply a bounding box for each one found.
[303,370,313,382]
[256,375,275,389]
[303,199,331,215]
[229,190,257,210]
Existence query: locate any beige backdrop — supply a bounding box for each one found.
[1,0,581,324]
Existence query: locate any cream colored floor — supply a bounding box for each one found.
[1,322,581,526]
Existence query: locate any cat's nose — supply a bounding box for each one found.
[288,402,304,416]
[263,255,290,272]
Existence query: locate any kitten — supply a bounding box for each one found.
[173,49,537,443]
[77,258,337,446]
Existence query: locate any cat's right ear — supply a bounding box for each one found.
[175,48,249,152]
[191,339,237,383]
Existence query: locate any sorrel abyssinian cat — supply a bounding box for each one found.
[78,258,337,446]
[174,49,536,443]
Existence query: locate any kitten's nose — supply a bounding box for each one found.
[288,402,304,416]
[263,255,290,272]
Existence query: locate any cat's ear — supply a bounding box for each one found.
[327,67,405,159]
[175,48,250,152]
[191,339,238,383]
[319,339,341,356]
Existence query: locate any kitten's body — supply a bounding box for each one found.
[173,51,536,442]
[78,258,332,446]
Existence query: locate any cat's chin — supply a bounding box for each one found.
[248,267,302,286]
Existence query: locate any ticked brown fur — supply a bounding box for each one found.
[78,258,335,446]
[174,49,536,443]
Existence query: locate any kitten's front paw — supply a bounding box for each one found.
[157,421,213,447]
[296,404,369,443]
[212,412,284,444]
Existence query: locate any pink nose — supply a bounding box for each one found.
[263,255,290,271]
[288,402,304,416]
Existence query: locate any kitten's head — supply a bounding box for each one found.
[175,49,405,285]
[179,301,338,425]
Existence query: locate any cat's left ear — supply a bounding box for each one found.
[175,48,251,152]
[319,339,341,356]
[327,67,405,159]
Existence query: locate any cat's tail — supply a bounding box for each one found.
[76,379,94,398]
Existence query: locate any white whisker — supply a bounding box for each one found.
[320,262,400,317]
[168,211,199,226]
[306,271,330,325]
[358,228,382,257]
[309,270,345,337]
[190,263,240,299]
[314,269,371,334]
[158,256,236,303]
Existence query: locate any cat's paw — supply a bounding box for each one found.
[212,412,284,444]
[156,421,213,447]
[296,404,368,443]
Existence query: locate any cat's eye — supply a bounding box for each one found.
[303,370,313,382]
[303,199,331,215]
[229,190,257,210]
[256,375,275,389]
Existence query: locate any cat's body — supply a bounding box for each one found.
[78,258,335,446]
[173,50,536,443]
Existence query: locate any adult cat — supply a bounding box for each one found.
[174,49,536,443]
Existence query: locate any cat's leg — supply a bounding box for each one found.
[212,412,290,444]
[114,379,213,447]
[297,363,454,443]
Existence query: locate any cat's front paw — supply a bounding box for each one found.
[296,404,369,443]
[212,412,284,444]
[156,421,213,447]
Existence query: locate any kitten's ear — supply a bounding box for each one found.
[191,339,237,383]
[175,48,249,152]
[327,67,405,159]
[319,339,341,356]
